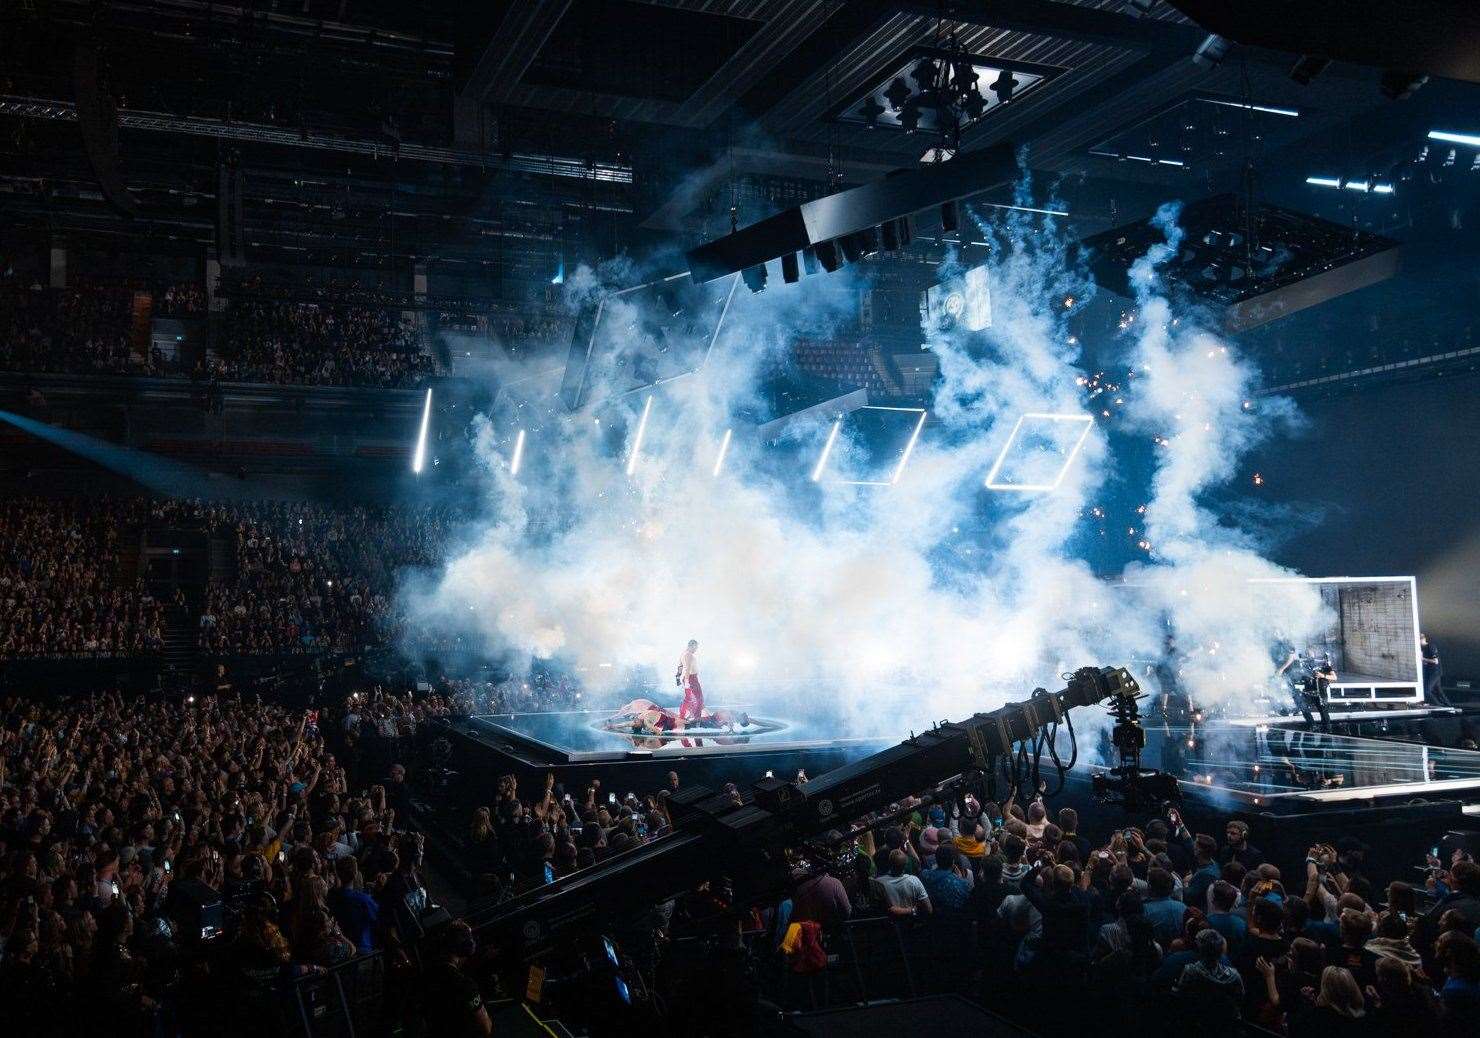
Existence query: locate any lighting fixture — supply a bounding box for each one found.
[1289,55,1330,86]
[899,98,922,132]
[1199,97,1299,117]
[1380,70,1428,101]
[989,69,1018,104]
[814,240,841,273]
[941,200,958,233]
[1429,130,1480,148]
[884,77,912,112]
[1192,34,1230,69]
[911,58,939,88]
[1306,175,1394,194]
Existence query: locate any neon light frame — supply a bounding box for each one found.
[811,406,928,486]
[983,412,1093,492]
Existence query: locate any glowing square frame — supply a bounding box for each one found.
[812,405,928,486]
[983,412,1093,492]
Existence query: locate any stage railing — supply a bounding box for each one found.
[284,952,387,1038]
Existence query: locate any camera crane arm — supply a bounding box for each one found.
[464,665,1141,958]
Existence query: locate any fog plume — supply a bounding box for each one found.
[402,191,1325,735]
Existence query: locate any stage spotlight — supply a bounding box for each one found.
[814,240,841,272]
[989,69,1018,104]
[1192,34,1229,69]
[510,428,526,475]
[625,395,653,476]
[838,234,864,264]
[961,89,986,120]
[1289,54,1330,86]
[951,60,978,93]
[411,387,432,474]
[899,98,922,132]
[1380,70,1428,100]
[781,251,800,283]
[911,58,938,88]
[884,77,912,112]
[859,96,885,128]
[741,264,768,292]
[941,199,959,233]
[801,246,821,275]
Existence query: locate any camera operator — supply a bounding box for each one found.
[421,921,492,1037]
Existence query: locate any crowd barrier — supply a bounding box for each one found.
[285,953,387,1038]
[755,913,1287,1038]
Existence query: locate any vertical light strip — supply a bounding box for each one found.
[510,428,526,475]
[411,387,432,473]
[890,411,928,485]
[811,417,842,483]
[625,395,653,476]
[711,427,732,478]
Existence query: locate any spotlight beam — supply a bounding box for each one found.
[411,387,432,473]
[510,428,526,476]
[712,427,732,478]
[626,395,653,476]
[811,417,842,483]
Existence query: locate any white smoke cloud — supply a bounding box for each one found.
[401,190,1325,735]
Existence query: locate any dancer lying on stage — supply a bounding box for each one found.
[607,697,751,736]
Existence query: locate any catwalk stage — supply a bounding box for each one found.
[434,698,1480,817]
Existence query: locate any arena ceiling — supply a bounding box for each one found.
[0,0,1469,274]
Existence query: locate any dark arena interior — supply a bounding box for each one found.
[9,1,1480,1036]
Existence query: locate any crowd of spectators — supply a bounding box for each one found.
[0,688,438,1035]
[209,300,434,388]
[0,497,165,658]
[2,664,1480,1037]
[755,794,1480,1037]
[0,286,140,376]
[153,283,205,318]
[196,500,456,657]
[433,753,1480,1037]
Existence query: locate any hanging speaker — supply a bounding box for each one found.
[73,44,138,217]
[814,241,841,273]
[941,200,959,233]
[781,252,800,284]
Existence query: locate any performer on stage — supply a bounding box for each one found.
[611,698,683,735]
[1422,632,1452,707]
[676,638,704,722]
[1276,645,1332,731]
